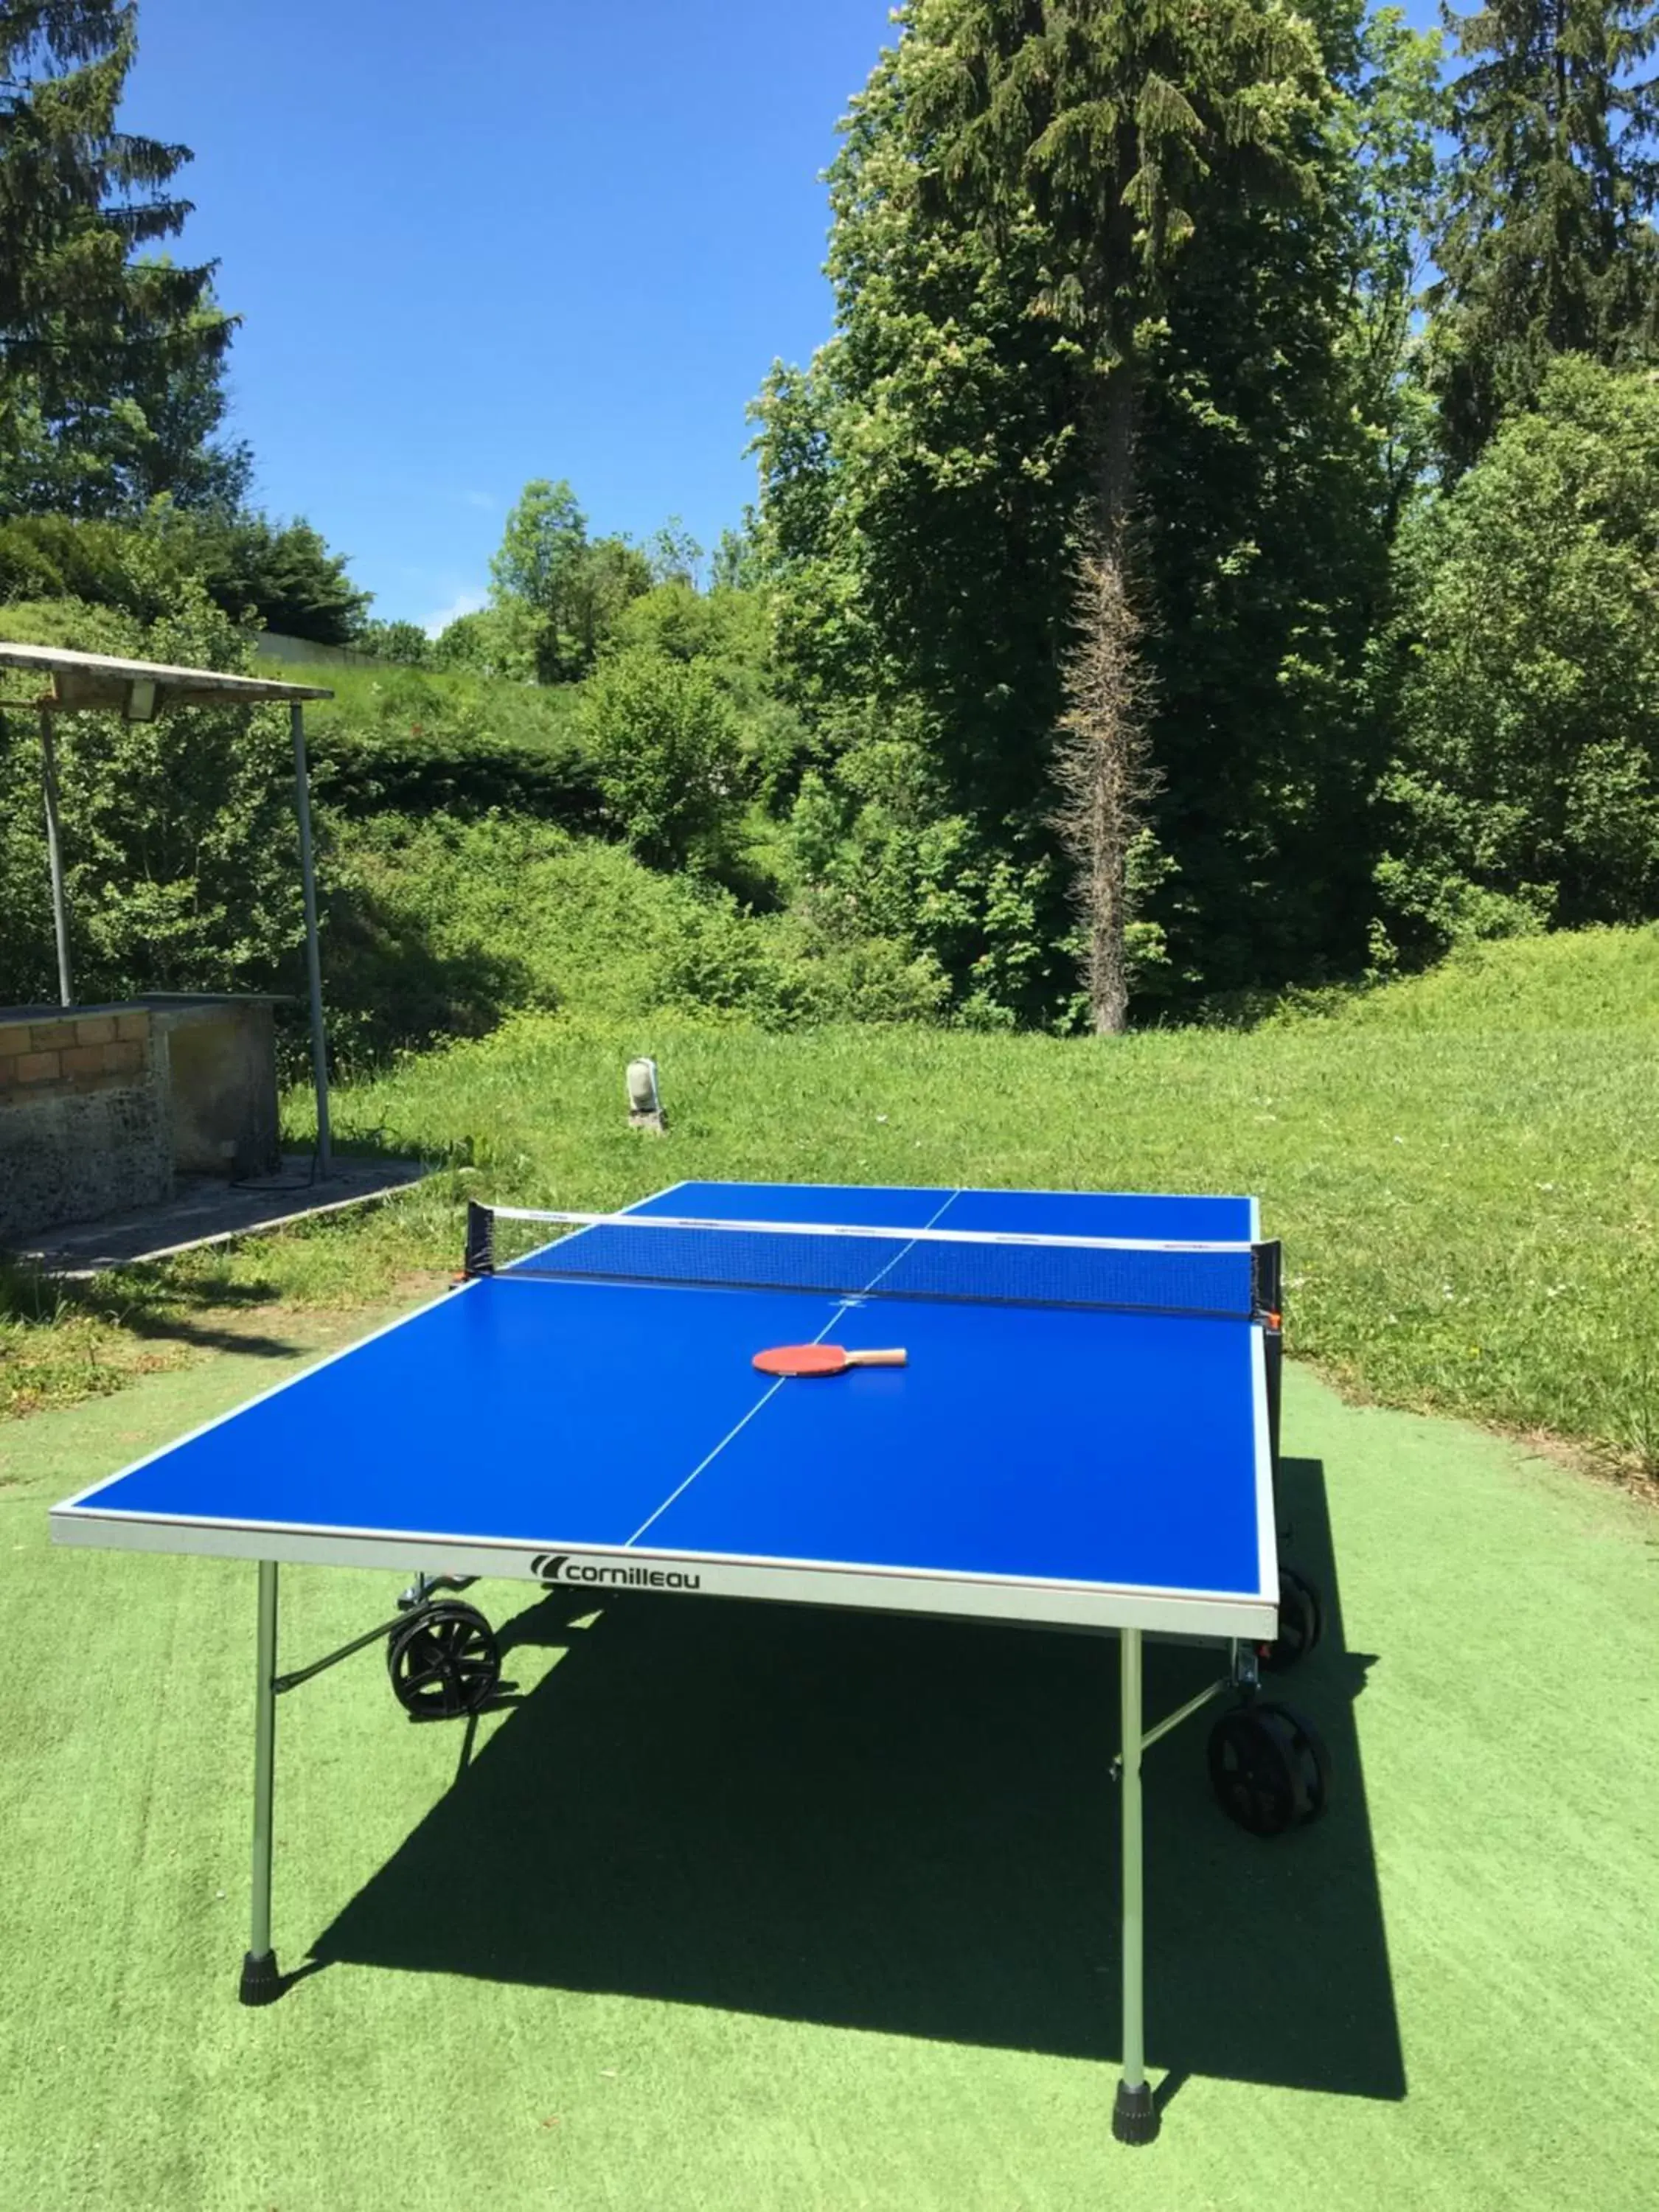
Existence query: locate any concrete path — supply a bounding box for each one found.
[9,1154,424,1274]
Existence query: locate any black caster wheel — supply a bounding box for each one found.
[387,1601,501,1719]
[1262,1565,1324,1673]
[1208,1700,1331,1836]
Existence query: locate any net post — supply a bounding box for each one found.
[1254,1239,1284,1467]
[463,1202,495,1278]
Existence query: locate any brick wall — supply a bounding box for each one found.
[0,1010,152,1102]
[0,1009,171,1242]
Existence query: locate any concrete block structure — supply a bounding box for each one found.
[0,997,282,1245]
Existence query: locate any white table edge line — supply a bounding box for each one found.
[46,1503,1272,1605]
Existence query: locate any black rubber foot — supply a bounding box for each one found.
[1112,2079,1160,2146]
[238,1949,283,2006]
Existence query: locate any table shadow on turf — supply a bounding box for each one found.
[308,1457,1402,2101]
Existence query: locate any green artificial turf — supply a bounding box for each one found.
[2,1340,1656,2211]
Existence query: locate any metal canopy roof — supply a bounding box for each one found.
[0,639,333,712]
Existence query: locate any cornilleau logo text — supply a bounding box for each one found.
[532,1551,703,1592]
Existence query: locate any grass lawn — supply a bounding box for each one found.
[3,1346,1656,2210]
[6,925,1657,1477]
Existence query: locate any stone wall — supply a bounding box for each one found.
[0,1009,171,1242]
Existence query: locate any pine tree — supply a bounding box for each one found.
[1430,0,1659,477]
[895,0,1329,1028]
[755,1,1362,1028]
[0,1,240,514]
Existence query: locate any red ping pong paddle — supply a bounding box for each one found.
[752,1343,908,1378]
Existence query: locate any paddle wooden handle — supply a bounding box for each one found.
[842,1348,908,1368]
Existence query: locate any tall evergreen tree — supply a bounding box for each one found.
[756,1,1395,1022]
[1429,0,1659,477]
[0,1,240,515]
[901,0,1328,1028]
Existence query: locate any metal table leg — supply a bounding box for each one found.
[239,1561,283,2004]
[1112,1627,1158,2143]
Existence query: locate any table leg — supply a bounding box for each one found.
[239,1561,283,2004]
[1112,1626,1158,2143]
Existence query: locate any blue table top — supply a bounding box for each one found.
[52,1181,1276,1636]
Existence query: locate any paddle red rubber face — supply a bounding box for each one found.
[751,1344,908,1378]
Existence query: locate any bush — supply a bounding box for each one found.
[282,661,602,827]
[1380,358,1659,959]
[355,619,433,667]
[579,647,745,869]
[317,815,765,1060]
[0,514,203,624]
[315,812,953,1062]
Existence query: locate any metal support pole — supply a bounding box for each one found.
[240,1561,283,2004]
[38,707,74,1006]
[289,703,333,1178]
[1110,1672,1231,1776]
[1112,1627,1159,2143]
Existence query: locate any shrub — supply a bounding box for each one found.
[286,662,602,827]
[579,647,745,870]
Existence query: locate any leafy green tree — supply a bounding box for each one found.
[488,479,652,682]
[609,577,810,813]
[0,507,199,617]
[897,0,1331,1029]
[0,3,243,517]
[904,0,1326,552]
[1379,356,1659,954]
[0,285,251,517]
[430,605,513,675]
[645,517,703,587]
[576,532,655,666]
[578,647,743,870]
[0,504,366,640]
[0,585,304,1004]
[490,477,587,678]
[1428,0,1659,478]
[711,515,763,591]
[356,617,432,667]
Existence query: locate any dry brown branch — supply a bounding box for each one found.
[1051,543,1161,1034]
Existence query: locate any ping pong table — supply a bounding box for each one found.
[51,1178,1329,2146]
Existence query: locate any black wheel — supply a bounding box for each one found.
[1207,1701,1331,1836]
[1262,1565,1324,1673]
[386,1602,500,1719]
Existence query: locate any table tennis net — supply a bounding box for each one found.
[464,1203,1279,1321]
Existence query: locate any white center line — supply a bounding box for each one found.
[853,1186,964,1297]
[625,1377,790,1546]
[624,1189,964,1548]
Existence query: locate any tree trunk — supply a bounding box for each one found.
[1054,370,1158,1035]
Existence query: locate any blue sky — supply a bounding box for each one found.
[123,1,1448,632]
[123,0,896,628]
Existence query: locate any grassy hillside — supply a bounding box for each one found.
[314,812,942,1071]
[1307,925,1659,1032]
[4,926,1655,1479]
[257,653,597,827]
[258,653,947,1065]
